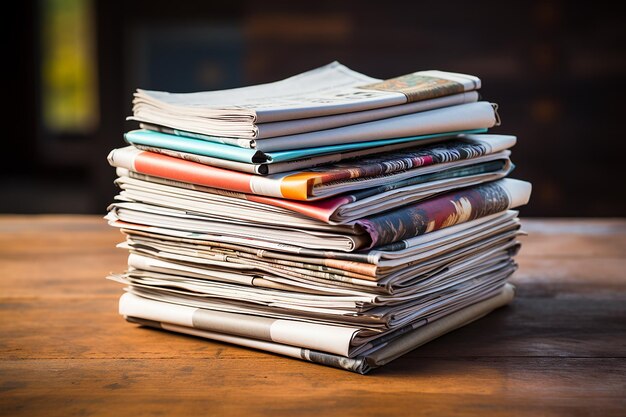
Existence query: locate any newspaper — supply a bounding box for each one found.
[250,101,497,152]
[111,209,518,264]
[117,256,514,327]
[107,179,530,251]
[139,91,479,141]
[113,210,519,284]
[121,209,520,273]
[119,230,521,297]
[108,135,515,201]
[116,275,514,363]
[106,207,365,252]
[130,100,497,152]
[131,61,481,139]
[115,261,514,355]
[120,255,513,314]
[127,283,514,374]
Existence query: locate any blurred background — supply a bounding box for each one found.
[4,0,625,216]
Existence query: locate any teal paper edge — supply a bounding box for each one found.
[124,130,260,163]
[124,128,488,164]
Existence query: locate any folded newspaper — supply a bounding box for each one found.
[107,178,530,251]
[131,61,483,141]
[133,101,498,152]
[119,284,514,374]
[113,225,521,318]
[115,209,521,275]
[121,283,514,374]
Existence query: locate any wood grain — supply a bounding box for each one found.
[1,216,625,417]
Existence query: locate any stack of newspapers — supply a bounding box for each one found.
[106,62,531,374]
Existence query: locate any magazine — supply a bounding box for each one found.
[125,129,491,170]
[114,158,512,226]
[109,135,515,201]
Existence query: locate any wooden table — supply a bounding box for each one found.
[1,216,624,416]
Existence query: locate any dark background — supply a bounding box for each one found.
[5,0,626,216]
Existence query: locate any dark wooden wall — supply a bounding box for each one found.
[4,1,626,216]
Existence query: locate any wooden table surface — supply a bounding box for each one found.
[0,215,625,416]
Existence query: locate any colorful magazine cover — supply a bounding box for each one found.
[115,157,512,225]
[124,128,488,166]
[108,135,515,201]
